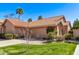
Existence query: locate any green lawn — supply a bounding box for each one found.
[0,42,77,55]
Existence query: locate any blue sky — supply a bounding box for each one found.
[0,3,79,25]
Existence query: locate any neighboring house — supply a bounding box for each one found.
[0,15,71,39]
[73,29,79,37]
[0,20,4,33]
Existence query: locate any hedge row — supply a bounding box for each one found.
[0,33,24,39]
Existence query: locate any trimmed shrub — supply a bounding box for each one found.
[0,33,24,39]
[4,33,13,39]
[64,33,72,40]
[13,34,16,39]
[0,33,5,39]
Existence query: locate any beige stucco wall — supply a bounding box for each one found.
[15,27,26,36]
[67,24,71,32]
[56,26,59,36]
[3,20,24,36]
[3,20,27,37]
[31,27,48,38]
[56,18,65,36]
[4,20,15,34]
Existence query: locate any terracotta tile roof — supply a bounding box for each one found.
[5,18,28,27]
[29,15,65,27]
[2,15,68,28]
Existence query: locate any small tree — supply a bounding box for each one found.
[48,32,53,40]
[27,18,32,22]
[47,30,57,41]
[73,18,79,29]
[38,15,43,20]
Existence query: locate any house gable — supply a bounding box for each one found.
[2,19,15,33]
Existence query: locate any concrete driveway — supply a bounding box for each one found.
[74,44,79,55]
[0,39,44,47]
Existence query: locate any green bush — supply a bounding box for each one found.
[47,32,57,42]
[13,34,18,39]
[64,33,72,40]
[4,33,14,39]
[48,32,53,39]
[0,33,21,39]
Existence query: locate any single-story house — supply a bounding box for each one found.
[0,15,71,39]
[29,15,71,38]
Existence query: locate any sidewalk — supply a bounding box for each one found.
[74,44,79,55]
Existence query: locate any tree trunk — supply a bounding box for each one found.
[18,14,20,20]
[26,28,30,53]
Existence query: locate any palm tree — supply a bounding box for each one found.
[27,18,32,40]
[16,8,23,19]
[27,18,32,22]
